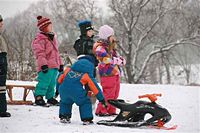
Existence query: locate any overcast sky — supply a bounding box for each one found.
[0,0,45,18]
[0,0,108,19]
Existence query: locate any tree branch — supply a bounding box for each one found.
[111,0,129,31]
[135,35,200,83]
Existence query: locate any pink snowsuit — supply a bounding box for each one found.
[94,41,124,115]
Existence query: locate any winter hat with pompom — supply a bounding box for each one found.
[37,16,52,32]
[98,25,114,40]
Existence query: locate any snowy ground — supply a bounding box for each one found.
[0,83,199,133]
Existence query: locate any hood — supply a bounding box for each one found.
[71,59,94,75]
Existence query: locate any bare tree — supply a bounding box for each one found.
[108,0,200,83]
[4,9,38,80]
[3,0,103,80]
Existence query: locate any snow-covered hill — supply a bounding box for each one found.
[0,83,199,133]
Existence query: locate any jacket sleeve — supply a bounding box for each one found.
[73,39,83,55]
[95,45,113,65]
[0,35,8,53]
[32,39,47,67]
[80,73,104,101]
[57,67,71,84]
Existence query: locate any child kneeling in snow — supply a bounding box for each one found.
[57,55,106,125]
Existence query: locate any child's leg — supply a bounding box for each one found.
[34,70,53,97]
[77,97,93,121]
[0,53,8,113]
[108,75,120,114]
[0,93,7,113]
[59,99,73,118]
[45,69,58,100]
[114,75,120,99]
[0,72,7,113]
[95,76,117,115]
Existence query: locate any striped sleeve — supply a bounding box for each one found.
[95,46,113,64]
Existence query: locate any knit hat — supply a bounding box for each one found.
[37,16,52,31]
[98,25,114,40]
[0,15,3,22]
[78,20,93,35]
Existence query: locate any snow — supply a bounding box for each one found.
[0,82,199,133]
[6,80,37,86]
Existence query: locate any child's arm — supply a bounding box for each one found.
[32,39,47,67]
[95,45,112,64]
[80,73,104,101]
[57,67,71,84]
[95,45,126,66]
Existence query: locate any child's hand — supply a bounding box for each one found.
[41,65,48,73]
[59,65,64,72]
[113,57,126,66]
[119,56,126,65]
[100,99,107,108]
[113,57,123,65]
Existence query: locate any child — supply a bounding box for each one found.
[73,20,98,107]
[31,16,63,106]
[57,55,106,125]
[0,15,11,117]
[73,20,98,76]
[93,25,126,116]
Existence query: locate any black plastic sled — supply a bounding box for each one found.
[97,94,172,128]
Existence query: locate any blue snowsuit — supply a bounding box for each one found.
[58,58,104,121]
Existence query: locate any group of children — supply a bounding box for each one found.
[1,15,126,124]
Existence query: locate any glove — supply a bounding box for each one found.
[113,57,123,65]
[59,65,64,72]
[87,91,93,97]
[119,56,126,65]
[100,99,107,108]
[41,65,48,73]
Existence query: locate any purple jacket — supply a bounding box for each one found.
[32,32,62,72]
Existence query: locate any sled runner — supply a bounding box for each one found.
[97,93,177,130]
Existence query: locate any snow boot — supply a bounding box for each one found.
[47,97,59,105]
[83,120,94,125]
[35,96,46,106]
[59,115,71,123]
[0,112,11,117]
[82,118,94,125]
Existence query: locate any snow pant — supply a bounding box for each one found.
[0,52,7,113]
[34,68,58,100]
[95,75,120,115]
[59,88,93,121]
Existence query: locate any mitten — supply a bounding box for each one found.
[113,57,123,65]
[87,91,93,97]
[41,65,48,73]
[100,99,107,108]
[119,56,126,65]
[59,65,64,72]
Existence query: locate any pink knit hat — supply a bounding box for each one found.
[98,25,114,40]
